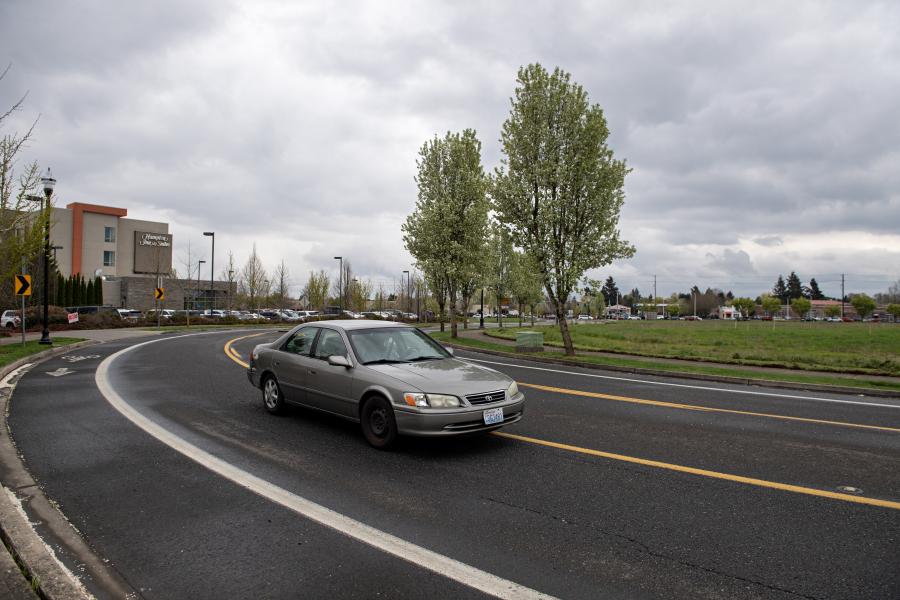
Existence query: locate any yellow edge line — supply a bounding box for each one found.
[224,332,270,368]
[518,382,900,433]
[492,432,900,510]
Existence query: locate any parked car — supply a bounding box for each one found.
[682,316,702,321]
[65,305,124,319]
[248,321,525,449]
[145,309,176,320]
[119,309,143,322]
[1,310,20,328]
[577,315,592,320]
[627,315,641,320]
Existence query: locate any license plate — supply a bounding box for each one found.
[483,407,503,425]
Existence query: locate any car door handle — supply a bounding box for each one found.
[274,362,280,366]
[309,369,316,375]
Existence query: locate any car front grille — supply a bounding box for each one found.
[465,390,507,406]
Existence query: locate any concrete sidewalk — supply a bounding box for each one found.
[452,327,900,386]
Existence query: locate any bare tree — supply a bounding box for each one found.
[306,269,330,319]
[220,250,237,314]
[350,276,373,316]
[1,66,47,296]
[177,240,204,327]
[240,243,267,316]
[272,260,292,320]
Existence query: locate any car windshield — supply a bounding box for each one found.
[349,327,449,365]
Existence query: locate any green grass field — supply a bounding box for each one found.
[478,320,900,376]
[0,338,88,369]
[429,330,900,392]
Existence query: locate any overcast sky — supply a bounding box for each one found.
[2,1,898,299]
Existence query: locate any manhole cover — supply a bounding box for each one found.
[837,486,863,494]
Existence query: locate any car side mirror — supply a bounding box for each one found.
[445,347,454,356]
[328,355,351,368]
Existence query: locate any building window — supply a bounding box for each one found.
[103,251,115,267]
[104,226,116,243]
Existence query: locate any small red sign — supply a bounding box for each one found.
[68,312,79,324]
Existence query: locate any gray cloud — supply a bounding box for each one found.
[1,0,897,296]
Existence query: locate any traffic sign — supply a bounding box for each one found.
[15,275,31,296]
[155,287,164,300]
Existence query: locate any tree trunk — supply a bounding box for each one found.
[439,300,446,331]
[449,278,458,339]
[518,302,523,327]
[557,306,575,356]
[498,302,502,328]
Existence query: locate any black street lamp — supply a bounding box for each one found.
[203,232,215,311]
[39,169,55,345]
[479,289,485,329]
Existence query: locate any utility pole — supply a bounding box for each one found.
[841,274,844,318]
[654,275,657,318]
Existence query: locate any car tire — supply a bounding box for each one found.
[361,397,398,450]
[262,376,288,415]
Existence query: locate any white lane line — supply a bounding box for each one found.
[95,337,555,600]
[462,357,900,410]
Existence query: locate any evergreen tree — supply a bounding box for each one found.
[808,278,825,300]
[64,276,72,306]
[726,290,734,301]
[601,276,620,305]
[630,287,640,301]
[86,279,95,305]
[81,275,87,304]
[786,271,803,300]
[56,272,64,306]
[73,275,82,306]
[772,275,788,303]
[94,275,103,303]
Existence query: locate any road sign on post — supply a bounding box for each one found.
[155,288,164,300]
[15,275,31,296]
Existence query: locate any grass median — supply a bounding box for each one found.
[0,338,88,369]
[429,329,900,393]
[482,320,900,376]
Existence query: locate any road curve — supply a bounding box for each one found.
[7,329,900,599]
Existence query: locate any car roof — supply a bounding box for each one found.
[309,319,413,331]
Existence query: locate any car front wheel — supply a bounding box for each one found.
[361,397,398,450]
[263,376,287,415]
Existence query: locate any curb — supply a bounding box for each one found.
[0,340,138,600]
[441,342,900,399]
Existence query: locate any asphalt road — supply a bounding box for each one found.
[7,329,900,599]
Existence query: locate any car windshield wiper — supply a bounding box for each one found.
[407,356,443,362]
[362,358,409,365]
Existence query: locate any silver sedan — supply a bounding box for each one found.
[247,320,525,449]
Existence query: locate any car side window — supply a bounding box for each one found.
[313,329,349,361]
[283,328,317,356]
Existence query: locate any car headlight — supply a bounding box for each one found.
[507,381,518,398]
[403,393,460,408]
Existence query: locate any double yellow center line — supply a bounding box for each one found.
[224,333,900,510]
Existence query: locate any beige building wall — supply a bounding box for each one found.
[81,212,120,278]
[46,205,170,278]
[48,208,74,278]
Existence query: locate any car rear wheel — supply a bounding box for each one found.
[263,376,287,415]
[361,397,398,450]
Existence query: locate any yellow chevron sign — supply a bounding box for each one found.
[15,274,31,296]
[155,288,164,300]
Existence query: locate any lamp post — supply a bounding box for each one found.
[203,232,215,311]
[479,289,485,329]
[197,261,206,312]
[334,257,342,316]
[39,170,55,345]
[403,271,409,321]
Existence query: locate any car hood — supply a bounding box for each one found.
[366,358,512,395]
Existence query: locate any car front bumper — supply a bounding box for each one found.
[393,396,525,437]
